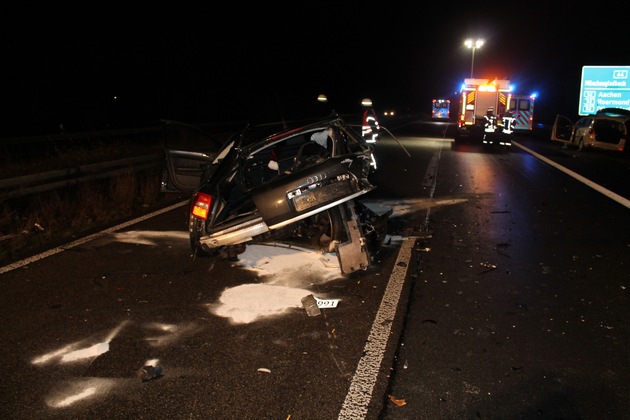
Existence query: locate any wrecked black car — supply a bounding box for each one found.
[161,113,390,275]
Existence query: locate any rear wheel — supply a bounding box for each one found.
[312,206,344,252]
[286,206,345,253]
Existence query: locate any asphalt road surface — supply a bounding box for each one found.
[379,124,630,419]
[1,121,628,419]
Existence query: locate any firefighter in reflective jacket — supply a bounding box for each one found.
[362,109,380,143]
[501,110,515,134]
[484,107,497,133]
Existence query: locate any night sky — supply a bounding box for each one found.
[2,4,629,138]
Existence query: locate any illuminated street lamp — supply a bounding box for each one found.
[464,38,484,78]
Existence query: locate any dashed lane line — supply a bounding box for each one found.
[0,201,188,275]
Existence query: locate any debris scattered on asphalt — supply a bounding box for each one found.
[301,294,321,316]
[136,365,163,382]
[388,394,407,407]
[257,368,271,374]
[480,262,497,269]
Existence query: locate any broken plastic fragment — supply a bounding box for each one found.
[301,294,321,317]
[136,365,163,382]
[388,394,407,407]
[480,262,497,269]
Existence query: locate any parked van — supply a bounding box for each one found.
[551,108,630,153]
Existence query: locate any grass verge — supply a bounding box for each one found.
[0,168,182,265]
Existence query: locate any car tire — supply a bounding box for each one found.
[275,206,345,253]
[311,206,344,253]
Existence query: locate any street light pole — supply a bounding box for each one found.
[464,39,484,78]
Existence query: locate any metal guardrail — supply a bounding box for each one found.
[0,154,163,199]
[0,114,366,201]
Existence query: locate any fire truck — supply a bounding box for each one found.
[454,78,517,147]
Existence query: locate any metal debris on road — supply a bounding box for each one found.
[136,365,163,382]
[301,294,321,317]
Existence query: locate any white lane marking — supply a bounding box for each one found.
[423,143,443,229]
[0,201,188,275]
[338,236,416,419]
[513,141,630,209]
[339,140,442,418]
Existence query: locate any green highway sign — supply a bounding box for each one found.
[579,66,630,115]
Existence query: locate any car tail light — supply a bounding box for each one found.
[191,192,212,220]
